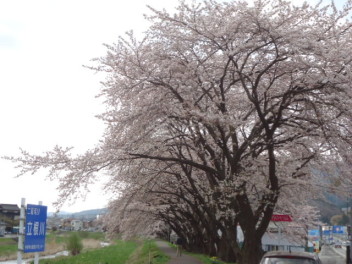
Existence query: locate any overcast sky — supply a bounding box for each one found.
[0,0,182,212]
[0,0,345,212]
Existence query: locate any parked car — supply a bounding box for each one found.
[260,251,322,264]
[335,243,342,248]
[342,241,350,246]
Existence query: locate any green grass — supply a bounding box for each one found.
[46,232,65,244]
[35,239,169,264]
[167,241,235,264]
[0,231,108,261]
[0,231,109,262]
[0,235,234,264]
[37,240,138,264]
[0,237,18,256]
[125,240,170,264]
[76,231,105,240]
[46,231,106,244]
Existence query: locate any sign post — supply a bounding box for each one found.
[17,198,26,264]
[24,203,47,264]
[347,225,352,264]
[34,201,43,264]
[271,214,292,251]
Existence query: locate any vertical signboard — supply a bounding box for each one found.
[308,229,320,247]
[24,204,47,253]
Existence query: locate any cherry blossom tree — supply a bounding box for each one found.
[6,0,352,263]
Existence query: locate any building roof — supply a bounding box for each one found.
[0,204,20,211]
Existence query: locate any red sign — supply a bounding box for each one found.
[271,214,292,222]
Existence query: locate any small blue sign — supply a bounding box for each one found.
[24,204,47,253]
[323,230,332,235]
[333,225,344,234]
[308,229,320,236]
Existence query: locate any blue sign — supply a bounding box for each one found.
[333,225,344,234]
[308,229,320,236]
[24,204,47,253]
[323,229,331,235]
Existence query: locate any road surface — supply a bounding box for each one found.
[319,245,346,264]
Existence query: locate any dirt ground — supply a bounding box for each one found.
[82,238,102,249]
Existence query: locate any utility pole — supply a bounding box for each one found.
[33,201,43,264]
[347,225,352,264]
[17,198,25,264]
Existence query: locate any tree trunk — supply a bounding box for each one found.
[237,236,264,264]
[189,233,208,254]
[206,234,219,257]
[217,236,236,262]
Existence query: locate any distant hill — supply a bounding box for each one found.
[72,208,108,218]
[312,199,343,224]
[48,208,108,220]
[309,168,349,224]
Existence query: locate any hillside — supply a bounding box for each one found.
[48,208,108,220]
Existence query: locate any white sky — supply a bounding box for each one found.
[0,0,181,212]
[0,0,345,213]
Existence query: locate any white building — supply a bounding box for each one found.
[71,219,83,231]
[237,224,314,252]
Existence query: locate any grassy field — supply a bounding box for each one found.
[125,240,170,264]
[34,240,169,264]
[0,232,169,264]
[0,231,107,261]
[0,234,234,264]
[35,239,235,264]
[46,231,105,244]
[45,231,106,250]
[36,240,138,264]
[0,237,17,258]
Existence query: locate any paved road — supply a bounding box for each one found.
[319,245,345,264]
[156,241,347,264]
[156,240,202,264]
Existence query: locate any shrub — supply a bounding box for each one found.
[66,233,83,256]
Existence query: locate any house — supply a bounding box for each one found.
[71,219,83,231]
[237,223,314,253]
[0,204,20,233]
[60,218,74,231]
[47,214,62,231]
[0,204,20,220]
[261,232,314,252]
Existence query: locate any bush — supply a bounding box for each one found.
[66,233,83,256]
